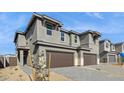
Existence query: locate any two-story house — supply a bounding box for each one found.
[115,42,124,53]
[14,13,101,69]
[115,42,124,61]
[99,39,117,63]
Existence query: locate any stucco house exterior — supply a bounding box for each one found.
[99,39,117,63]
[115,42,124,53]
[14,13,101,68]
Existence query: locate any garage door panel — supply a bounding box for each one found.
[46,51,74,68]
[109,55,116,63]
[84,53,97,66]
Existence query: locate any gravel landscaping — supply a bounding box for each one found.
[0,66,31,81]
[0,66,71,81]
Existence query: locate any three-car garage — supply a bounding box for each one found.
[46,50,98,68]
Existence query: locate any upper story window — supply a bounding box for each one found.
[106,42,109,48]
[75,35,77,43]
[26,42,28,46]
[111,45,115,50]
[46,23,53,35]
[30,37,32,41]
[46,23,53,29]
[61,32,64,41]
[113,45,115,50]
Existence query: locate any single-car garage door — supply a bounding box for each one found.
[109,55,116,63]
[84,53,97,66]
[46,51,74,68]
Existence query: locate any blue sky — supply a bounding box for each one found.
[0,12,124,54]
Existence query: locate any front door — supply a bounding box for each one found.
[23,51,28,65]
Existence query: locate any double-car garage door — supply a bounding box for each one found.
[83,53,97,66]
[46,51,74,68]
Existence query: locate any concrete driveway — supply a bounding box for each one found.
[51,64,124,81]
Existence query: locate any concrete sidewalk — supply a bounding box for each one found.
[50,72,71,81]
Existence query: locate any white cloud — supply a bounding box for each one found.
[86,12,104,19]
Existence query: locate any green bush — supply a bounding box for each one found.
[121,57,124,63]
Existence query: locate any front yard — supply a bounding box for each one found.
[1,64,124,81]
[0,66,70,81]
[0,66,30,81]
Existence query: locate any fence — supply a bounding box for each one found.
[0,55,17,68]
[0,56,4,68]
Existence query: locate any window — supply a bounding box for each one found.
[106,42,109,48]
[46,24,53,30]
[46,23,53,35]
[75,35,77,43]
[47,29,52,35]
[26,42,28,45]
[61,32,64,41]
[30,37,32,41]
[111,45,115,51]
[113,45,115,50]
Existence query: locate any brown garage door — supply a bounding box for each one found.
[84,53,97,66]
[46,51,74,68]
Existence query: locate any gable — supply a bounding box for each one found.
[14,32,24,43]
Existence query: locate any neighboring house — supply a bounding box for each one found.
[115,42,124,53]
[14,13,101,68]
[115,42,124,61]
[99,39,117,63]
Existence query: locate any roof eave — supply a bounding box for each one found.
[13,32,24,43]
[42,15,63,26]
[79,30,101,37]
[24,13,63,34]
[100,39,111,43]
[69,30,80,35]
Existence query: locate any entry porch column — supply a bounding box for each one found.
[20,50,24,66]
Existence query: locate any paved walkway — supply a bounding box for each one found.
[51,64,124,81]
[50,72,71,81]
